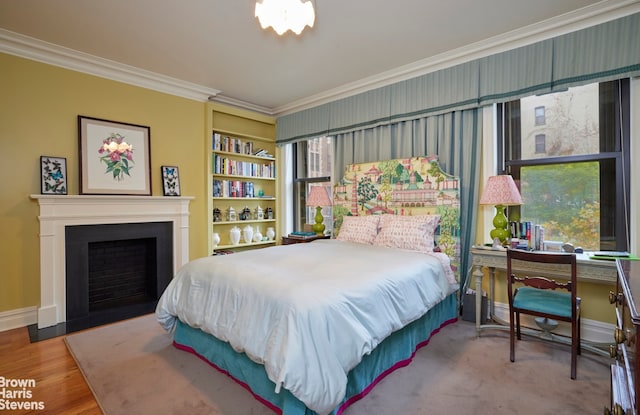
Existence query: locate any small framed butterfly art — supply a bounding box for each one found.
[161,165,181,196]
[40,156,68,195]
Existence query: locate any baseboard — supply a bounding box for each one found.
[491,301,614,344]
[0,306,38,332]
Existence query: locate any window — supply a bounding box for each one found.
[534,134,546,153]
[534,106,546,125]
[498,79,630,251]
[293,137,333,232]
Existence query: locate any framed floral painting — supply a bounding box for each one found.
[78,116,151,195]
[161,165,181,196]
[40,156,68,195]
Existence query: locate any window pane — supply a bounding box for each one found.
[520,162,600,250]
[534,106,545,125]
[519,83,599,159]
[293,136,333,233]
[534,134,545,153]
[307,136,332,178]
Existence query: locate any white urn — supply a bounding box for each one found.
[253,226,263,242]
[266,227,275,241]
[229,226,241,245]
[212,232,220,247]
[242,225,254,243]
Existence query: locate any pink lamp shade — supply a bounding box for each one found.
[306,186,332,207]
[479,175,523,206]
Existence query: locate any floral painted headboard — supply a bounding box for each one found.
[333,155,461,281]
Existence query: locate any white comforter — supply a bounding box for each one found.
[156,239,458,414]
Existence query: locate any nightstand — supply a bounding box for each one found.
[281,235,330,245]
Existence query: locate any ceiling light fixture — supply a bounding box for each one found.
[255,0,315,36]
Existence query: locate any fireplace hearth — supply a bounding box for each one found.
[65,222,173,332]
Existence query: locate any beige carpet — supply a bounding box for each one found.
[64,314,611,415]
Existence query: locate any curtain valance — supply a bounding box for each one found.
[276,12,640,145]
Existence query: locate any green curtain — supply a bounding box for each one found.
[332,109,481,291]
[276,12,640,145]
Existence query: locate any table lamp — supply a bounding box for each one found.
[306,186,332,235]
[479,175,523,244]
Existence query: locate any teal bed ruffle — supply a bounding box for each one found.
[173,293,458,415]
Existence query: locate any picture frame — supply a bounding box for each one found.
[161,165,181,196]
[78,115,151,195]
[40,156,68,195]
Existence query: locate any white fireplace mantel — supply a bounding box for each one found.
[30,194,193,328]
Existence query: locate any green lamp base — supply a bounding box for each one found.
[312,206,325,235]
[489,204,510,244]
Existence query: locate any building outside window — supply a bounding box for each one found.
[292,136,333,232]
[498,79,630,251]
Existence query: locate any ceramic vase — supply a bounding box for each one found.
[242,225,254,243]
[212,232,220,247]
[266,227,275,241]
[253,227,263,242]
[229,226,241,245]
[255,205,264,220]
[226,206,236,222]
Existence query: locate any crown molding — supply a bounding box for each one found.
[274,0,640,116]
[0,28,220,102]
[210,94,276,116]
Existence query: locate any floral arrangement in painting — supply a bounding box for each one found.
[98,133,134,181]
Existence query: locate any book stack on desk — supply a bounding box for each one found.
[287,231,319,240]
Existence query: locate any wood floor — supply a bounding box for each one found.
[0,326,101,414]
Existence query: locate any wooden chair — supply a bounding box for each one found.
[506,249,580,379]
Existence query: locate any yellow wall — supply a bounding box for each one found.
[0,53,208,313]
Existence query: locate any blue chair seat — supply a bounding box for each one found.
[513,287,572,318]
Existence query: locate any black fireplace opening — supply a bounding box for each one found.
[64,221,173,333]
[88,238,157,312]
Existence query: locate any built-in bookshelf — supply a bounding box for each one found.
[206,103,278,253]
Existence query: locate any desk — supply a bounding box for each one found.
[471,247,617,338]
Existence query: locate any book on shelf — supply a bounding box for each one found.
[212,133,255,155]
[213,179,255,198]
[213,154,275,178]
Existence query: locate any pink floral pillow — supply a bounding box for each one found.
[336,215,381,245]
[373,215,440,253]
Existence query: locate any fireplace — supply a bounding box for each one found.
[31,195,192,329]
[65,222,173,331]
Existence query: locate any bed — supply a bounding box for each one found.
[156,156,461,415]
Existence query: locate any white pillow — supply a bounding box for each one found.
[373,215,440,253]
[336,215,380,245]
